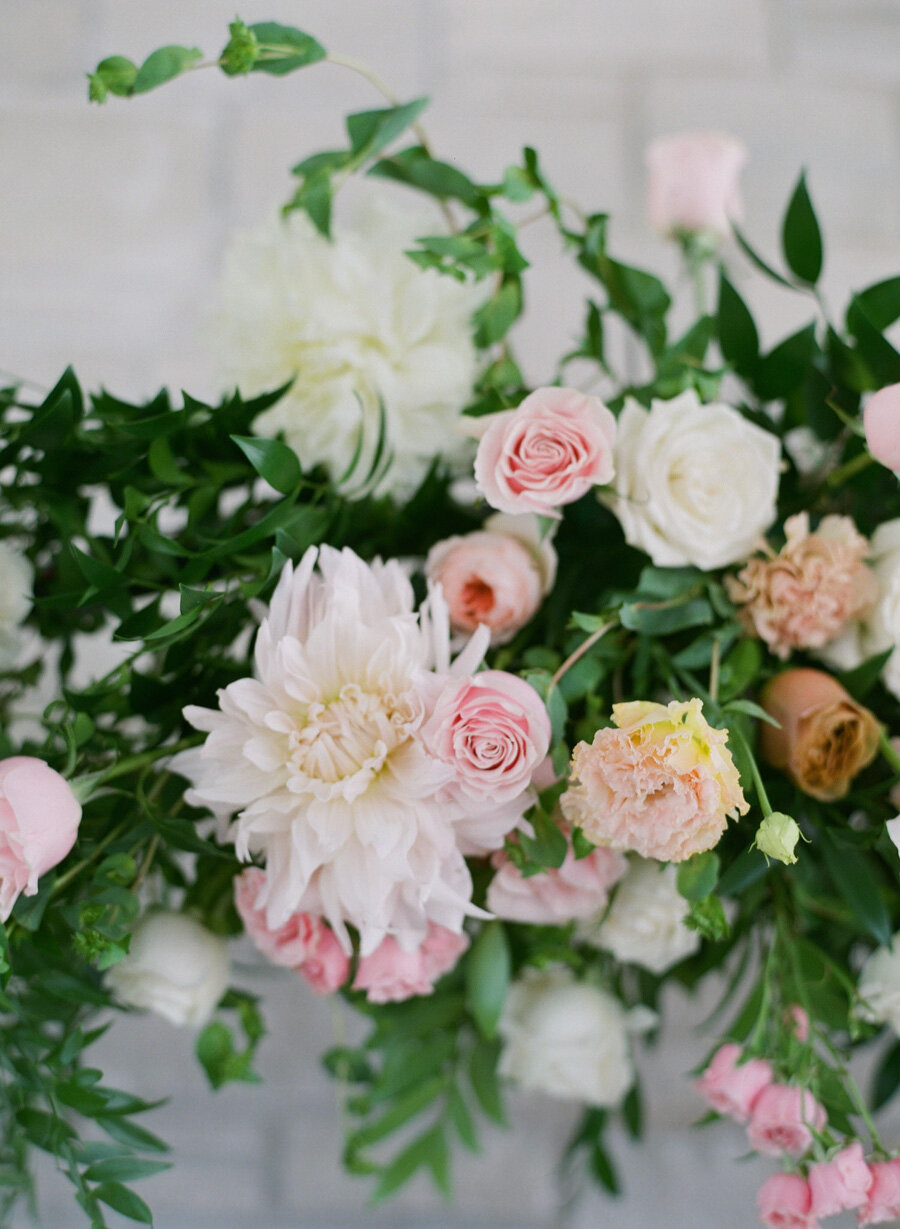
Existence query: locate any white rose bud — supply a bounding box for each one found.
[0,541,32,666]
[753,813,802,865]
[858,934,900,1035]
[107,911,230,1028]
[577,859,700,975]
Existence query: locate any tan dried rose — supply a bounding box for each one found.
[759,668,880,801]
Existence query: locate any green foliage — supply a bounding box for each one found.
[781,172,824,285]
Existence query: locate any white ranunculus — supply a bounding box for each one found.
[0,541,32,666]
[577,859,700,975]
[215,196,481,498]
[106,911,230,1028]
[498,966,647,1108]
[858,933,900,1034]
[607,390,781,570]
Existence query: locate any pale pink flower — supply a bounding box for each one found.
[757,1173,820,1229]
[486,840,626,925]
[694,1043,773,1122]
[858,1159,900,1225]
[425,512,557,645]
[353,923,469,1003]
[789,1005,810,1043]
[646,131,747,239]
[727,514,877,659]
[0,756,82,922]
[561,699,747,862]
[299,926,353,995]
[747,1084,827,1157]
[864,384,900,473]
[808,1143,872,1218]
[474,387,616,517]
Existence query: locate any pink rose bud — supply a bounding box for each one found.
[864,383,900,473]
[352,923,469,1004]
[747,1083,827,1157]
[0,756,82,922]
[789,1005,810,1043]
[645,130,747,240]
[808,1142,872,1217]
[858,1159,900,1226]
[474,387,617,517]
[756,1172,819,1229]
[694,1043,773,1122]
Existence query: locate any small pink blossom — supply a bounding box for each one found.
[808,1143,872,1218]
[646,130,747,239]
[858,1159,900,1225]
[474,387,617,517]
[0,756,82,922]
[747,1084,827,1158]
[757,1173,819,1229]
[352,923,469,1004]
[789,1005,810,1043]
[486,840,626,925]
[864,384,900,473]
[694,1043,773,1123]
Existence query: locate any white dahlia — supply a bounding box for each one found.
[176,546,528,955]
[215,197,481,497]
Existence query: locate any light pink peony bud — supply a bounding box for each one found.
[864,383,900,472]
[645,131,747,240]
[0,756,81,922]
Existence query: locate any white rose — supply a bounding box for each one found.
[107,911,230,1028]
[498,966,648,1107]
[0,541,32,666]
[859,519,900,700]
[858,934,900,1034]
[608,390,781,570]
[577,859,700,975]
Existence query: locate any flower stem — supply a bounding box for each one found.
[826,450,875,488]
[549,621,616,693]
[732,728,773,816]
[879,727,900,776]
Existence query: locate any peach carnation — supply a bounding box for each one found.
[726,514,877,659]
[561,699,748,862]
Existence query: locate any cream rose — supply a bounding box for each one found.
[860,520,900,700]
[0,542,32,666]
[608,390,781,570]
[858,933,900,1035]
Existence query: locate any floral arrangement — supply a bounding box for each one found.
[5,18,900,1227]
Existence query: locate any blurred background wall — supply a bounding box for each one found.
[3,2,900,1226]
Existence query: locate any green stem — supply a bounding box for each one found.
[826,450,875,488]
[549,620,616,693]
[733,728,773,816]
[879,726,900,776]
[70,737,201,800]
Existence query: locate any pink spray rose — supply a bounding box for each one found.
[864,383,900,473]
[694,1043,773,1122]
[0,756,82,922]
[353,923,469,1004]
[858,1159,900,1225]
[757,1173,819,1229]
[474,387,616,517]
[789,1005,811,1043]
[487,840,627,925]
[645,130,747,240]
[808,1142,872,1218]
[747,1084,827,1157]
[234,868,349,994]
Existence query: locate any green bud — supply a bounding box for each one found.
[754,812,802,865]
[220,19,260,75]
[87,73,108,104]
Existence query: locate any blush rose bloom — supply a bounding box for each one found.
[233,868,349,994]
[487,839,626,925]
[352,923,469,1004]
[759,668,880,802]
[858,1159,900,1226]
[106,911,230,1028]
[474,387,616,518]
[561,698,748,862]
[727,514,877,659]
[694,1043,773,1122]
[607,390,781,571]
[645,131,747,240]
[808,1142,872,1218]
[864,383,900,473]
[0,757,82,922]
[757,1173,820,1229]
[746,1084,827,1157]
[425,512,557,645]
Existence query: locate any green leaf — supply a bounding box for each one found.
[837,649,894,700]
[717,847,770,896]
[465,921,510,1039]
[231,434,302,493]
[287,167,333,237]
[473,281,523,347]
[676,851,720,902]
[248,22,326,75]
[781,172,823,284]
[846,296,900,386]
[346,98,429,160]
[733,224,795,289]
[502,165,536,202]
[620,597,713,635]
[94,1182,153,1223]
[756,323,818,400]
[132,45,202,94]
[854,276,900,331]
[89,56,138,102]
[518,807,568,871]
[636,566,703,600]
[873,1040,900,1110]
[369,146,480,205]
[372,1126,445,1203]
[348,1077,445,1151]
[16,1108,75,1153]
[819,831,892,947]
[83,1158,171,1184]
[446,1086,479,1151]
[467,1038,506,1125]
[717,271,760,374]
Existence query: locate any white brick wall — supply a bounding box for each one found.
[4,3,900,1226]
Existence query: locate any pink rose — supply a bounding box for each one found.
[747,1084,827,1157]
[474,387,616,517]
[694,1043,773,1122]
[0,756,81,922]
[423,670,551,805]
[487,840,626,925]
[808,1143,872,1217]
[858,1159,900,1225]
[645,130,747,239]
[234,868,349,994]
[864,384,900,473]
[757,1173,819,1229]
[353,923,469,1004]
